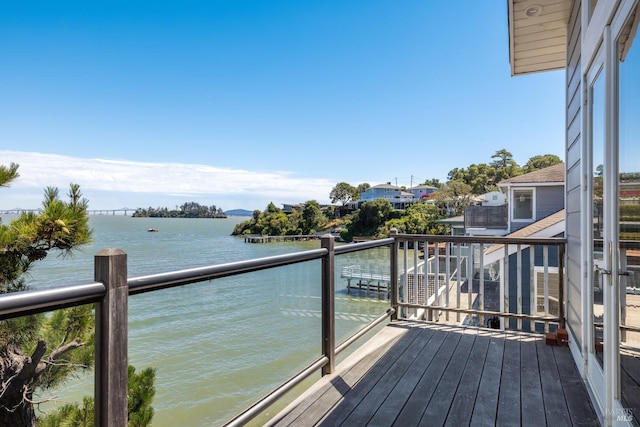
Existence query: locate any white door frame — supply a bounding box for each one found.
[581,1,639,424]
[584,39,607,418]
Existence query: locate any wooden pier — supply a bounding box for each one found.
[341,265,391,295]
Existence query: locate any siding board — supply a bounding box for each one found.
[565,0,582,353]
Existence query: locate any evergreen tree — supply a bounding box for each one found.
[39,366,156,427]
[329,182,357,206]
[522,154,562,173]
[0,163,155,427]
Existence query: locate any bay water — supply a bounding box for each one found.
[9,215,390,426]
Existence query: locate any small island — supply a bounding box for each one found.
[133,202,227,218]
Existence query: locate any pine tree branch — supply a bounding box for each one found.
[15,339,47,382]
[35,338,84,376]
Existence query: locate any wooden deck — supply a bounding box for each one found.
[266,321,600,427]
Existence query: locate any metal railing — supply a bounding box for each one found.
[0,237,395,426]
[0,232,566,426]
[391,231,566,333]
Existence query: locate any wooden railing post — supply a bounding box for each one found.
[321,235,335,376]
[390,229,399,321]
[94,249,128,427]
[558,243,566,329]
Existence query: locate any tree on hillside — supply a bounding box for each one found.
[330,182,357,206]
[381,203,446,235]
[522,154,562,173]
[341,199,394,241]
[448,163,495,195]
[432,181,474,216]
[231,201,332,236]
[490,149,521,183]
[265,201,281,214]
[447,149,523,194]
[0,163,155,427]
[301,200,326,234]
[422,178,442,188]
[355,183,371,199]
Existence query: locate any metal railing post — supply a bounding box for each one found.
[390,229,399,321]
[94,249,129,427]
[321,235,335,376]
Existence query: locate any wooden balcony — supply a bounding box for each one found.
[267,321,599,427]
[1,233,594,426]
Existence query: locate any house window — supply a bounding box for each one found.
[513,189,533,220]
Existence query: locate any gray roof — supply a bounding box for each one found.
[498,163,565,185]
[408,184,438,191]
[485,209,565,256]
[371,183,400,190]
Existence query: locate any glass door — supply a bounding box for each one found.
[587,48,607,409]
[590,60,606,369]
[617,9,640,423]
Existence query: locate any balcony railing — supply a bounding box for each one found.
[464,205,509,229]
[392,231,565,334]
[0,232,565,426]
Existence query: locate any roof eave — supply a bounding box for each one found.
[507,0,572,76]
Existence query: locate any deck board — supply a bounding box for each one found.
[338,327,435,426]
[419,329,477,426]
[314,326,423,426]
[266,321,599,427]
[391,328,462,426]
[337,328,430,426]
[443,330,490,427]
[552,345,601,426]
[520,337,546,426]
[496,334,521,426]
[536,340,573,426]
[272,324,413,426]
[469,332,505,426]
[367,327,447,426]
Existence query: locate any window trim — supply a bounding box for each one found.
[511,187,536,222]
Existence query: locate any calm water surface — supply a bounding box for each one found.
[10,215,390,426]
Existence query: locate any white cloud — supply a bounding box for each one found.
[0,151,334,210]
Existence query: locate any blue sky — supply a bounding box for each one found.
[0,1,565,211]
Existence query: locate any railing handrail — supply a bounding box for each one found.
[0,281,105,320]
[394,233,566,246]
[128,248,328,295]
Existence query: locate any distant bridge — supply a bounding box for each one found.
[87,208,136,216]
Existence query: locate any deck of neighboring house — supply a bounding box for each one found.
[267,321,599,427]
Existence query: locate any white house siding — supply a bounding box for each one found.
[565,0,583,351]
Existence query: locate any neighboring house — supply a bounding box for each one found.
[436,215,465,236]
[281,203,302,214]
[357,182,415,209]
[506,1,640,423]
[477,191,506,206]
[406,184,438,201]
[497,162,565,233]
[464,163,564,236]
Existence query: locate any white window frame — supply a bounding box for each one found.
[511,187,536,222]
